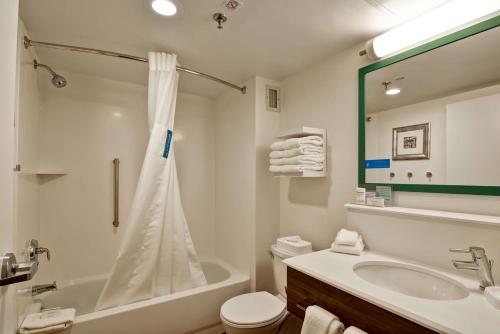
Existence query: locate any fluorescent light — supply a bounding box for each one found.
[386,87,401,96]
[151,0,177,16]
[367,0,500,59]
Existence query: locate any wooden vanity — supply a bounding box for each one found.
[286,267,436,334]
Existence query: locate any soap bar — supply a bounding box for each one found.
[366,197,385,207]
[485,286,500,310]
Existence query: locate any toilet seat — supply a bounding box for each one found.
[220,291,287,328]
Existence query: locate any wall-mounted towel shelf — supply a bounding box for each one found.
[272,126,327,178]
[345,203,500,227]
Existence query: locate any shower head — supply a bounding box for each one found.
[33,60,67,88]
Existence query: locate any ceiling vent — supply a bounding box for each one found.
[266,85,280,112]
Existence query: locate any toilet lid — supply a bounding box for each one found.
[220,291,286,326]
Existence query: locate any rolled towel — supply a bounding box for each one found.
[270,136,323,151]
[334,228,359,246]
[344,326,368,334]
[331,236,365,256]
[20,308,75,334]
[269,146,323,158]
[270,154,324,166]
[300,306,344,334]
[269,165,323,173]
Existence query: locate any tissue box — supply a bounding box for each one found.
[277,236,312,255]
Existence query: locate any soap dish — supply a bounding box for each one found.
[485,286,500,310]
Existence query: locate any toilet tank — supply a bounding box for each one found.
[271,245,297,298]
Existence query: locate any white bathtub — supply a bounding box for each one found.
[40,261,249,334]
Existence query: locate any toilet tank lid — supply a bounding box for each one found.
[220,291,286,326]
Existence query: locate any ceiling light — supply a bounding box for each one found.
[365,0,500,59]
[382,81,401,95]
[151,0,178,16]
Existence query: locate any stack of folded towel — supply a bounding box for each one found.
[331,228,365,256]
[19,308,75,334]
[269,135,324,174]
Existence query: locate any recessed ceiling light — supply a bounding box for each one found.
[382,81,401,96]
[386,87,401,95]
[150,0,178,16]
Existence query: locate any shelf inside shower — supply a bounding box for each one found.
[19,168,67,176]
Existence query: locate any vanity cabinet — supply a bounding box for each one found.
[286,267,436,334]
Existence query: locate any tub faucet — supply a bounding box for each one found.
[450,246,495,289]
[31,281,57,296]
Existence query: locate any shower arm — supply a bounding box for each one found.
[33,60,57,76]
[24,36,247,94]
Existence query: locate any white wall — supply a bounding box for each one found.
[447,92,500,186]
[254,77,280,293]
[279,43,500,251]
[37,72,216,282]
[279,45,365,250]
[213,76,281,293]
[0,2,19,333]
[14,21,42,327]
[214,78,256,279]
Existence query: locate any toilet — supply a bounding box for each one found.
[220,239,312,334]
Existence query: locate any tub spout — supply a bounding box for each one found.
[31,281,57,296]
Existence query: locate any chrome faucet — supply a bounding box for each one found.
[450,246,495,289]
[31,281,57,296]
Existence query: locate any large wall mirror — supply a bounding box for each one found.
[359,16,500,196]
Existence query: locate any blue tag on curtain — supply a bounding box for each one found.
[163,130,173,159]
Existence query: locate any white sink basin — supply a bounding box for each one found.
[353,261,469,301]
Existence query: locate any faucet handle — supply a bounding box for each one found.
[35,247,50,261]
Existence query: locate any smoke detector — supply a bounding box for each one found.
[222,0,243,11]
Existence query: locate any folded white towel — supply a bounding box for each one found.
[270,136,323,151]
[269,146,323,158]
[334,228,359,246]
[331,236,365,256]
[300,306,344,334]
[270,154,324,166]
[20,308,75,334]
[344,326,368,334]
[269,165,323,173]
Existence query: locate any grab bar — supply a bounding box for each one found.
[112,158,120,227]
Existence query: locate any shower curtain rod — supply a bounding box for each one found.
[23,36,246,94]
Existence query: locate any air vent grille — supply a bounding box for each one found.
[266,85,280,112]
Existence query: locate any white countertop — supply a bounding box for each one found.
[284,250,500,334]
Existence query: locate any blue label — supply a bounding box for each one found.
[163,130,173,159]
[365,159,390,169]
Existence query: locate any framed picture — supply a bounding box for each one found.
[392,123,430,160]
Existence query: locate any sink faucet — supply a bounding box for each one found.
[450,246,495,289]
[31,281,57,296]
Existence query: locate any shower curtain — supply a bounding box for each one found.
[96,52,207,311]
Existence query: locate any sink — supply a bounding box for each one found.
[353,261,469,301]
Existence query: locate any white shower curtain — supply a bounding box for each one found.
[96,52,207,311]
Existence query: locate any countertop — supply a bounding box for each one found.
[284,250,500,334]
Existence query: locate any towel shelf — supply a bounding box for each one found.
[272,126,327,178]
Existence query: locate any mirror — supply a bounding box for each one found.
[359,18,500,195]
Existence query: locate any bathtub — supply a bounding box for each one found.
[39,261,249,334]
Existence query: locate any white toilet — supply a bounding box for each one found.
[220,240,311,334]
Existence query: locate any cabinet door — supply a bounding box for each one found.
[287,267,436,334]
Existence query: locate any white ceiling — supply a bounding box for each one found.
[19,0,451,97]
[366,25,500,113]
